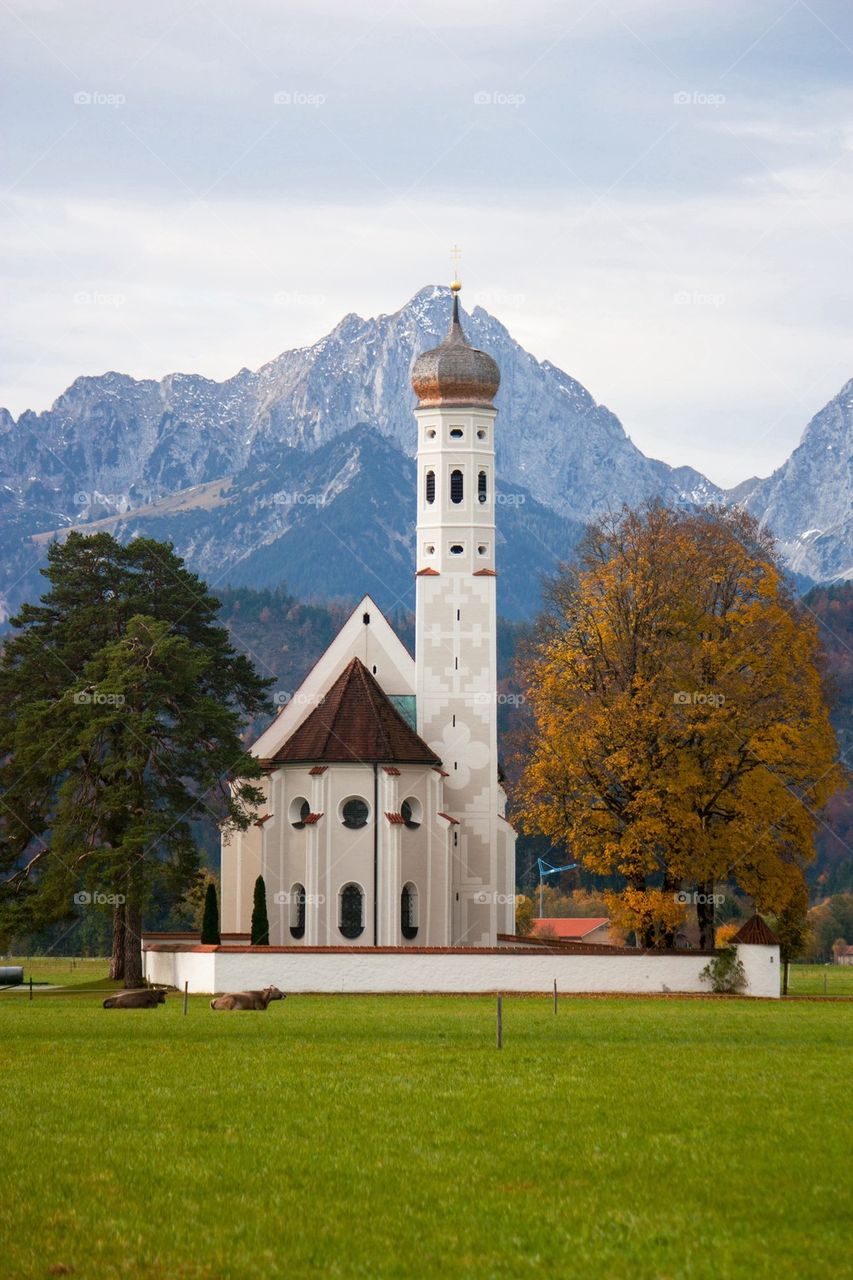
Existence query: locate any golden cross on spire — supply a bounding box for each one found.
[450,244,462,292]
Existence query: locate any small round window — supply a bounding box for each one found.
[450,427,464,439]
[401,797,422,829]
[341,797,369,829]
[477,428,487,440]
[450,544,464,556]
[289,797,311,829]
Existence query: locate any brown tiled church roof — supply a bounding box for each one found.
[731,914,780,946]
[268,658,441,767]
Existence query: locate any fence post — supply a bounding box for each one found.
[496,994,503,1049]
[29,975,33,1001]
[553,978,558,1014]
[183,981,189,1016]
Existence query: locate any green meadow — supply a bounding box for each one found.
[0,981,850,1279]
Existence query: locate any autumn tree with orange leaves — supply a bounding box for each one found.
[515,505,842,948]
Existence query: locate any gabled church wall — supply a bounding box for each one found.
[220,775,269,934]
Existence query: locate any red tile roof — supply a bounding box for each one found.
[416,568,440,576]
[385,811,405,824]
[309,765,327,776]
[730,914,780,946]
[437,812,459,825]
[302,812,323,825]
[383,766,401,776]
[269,658,441,767]
[532,917,609,940]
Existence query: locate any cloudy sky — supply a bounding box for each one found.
[2,0,853,486]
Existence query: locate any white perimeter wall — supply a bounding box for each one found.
[145,944,780,998]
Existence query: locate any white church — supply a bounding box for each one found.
[221,281,518,948]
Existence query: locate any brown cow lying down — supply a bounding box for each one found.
[103,988,166,1009]
[210,986,286,1011]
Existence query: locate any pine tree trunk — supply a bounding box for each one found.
[109,901,126,981]
[123,902,144,989]
[696,880,716,949]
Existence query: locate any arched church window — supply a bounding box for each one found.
[401,883,418,940]
[289,884,306,939]
[478,471,488,504]
[425,470,436,504]
[450,469,464,504]
[289,797,311,829]
[401,797,422,829]
[341,797,369,829]
[340,883,364,939]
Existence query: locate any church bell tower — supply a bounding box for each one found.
[411,279,511,945]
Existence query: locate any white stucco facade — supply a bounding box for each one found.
[414,400,515,945]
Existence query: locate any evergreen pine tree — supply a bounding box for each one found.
[201,881,221,945]
[251,875,269,946]
[0,533,274,983]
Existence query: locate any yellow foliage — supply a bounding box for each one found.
[515,505,843,936]
[715,923,739,947]
[605,887,686,949]
[514,894,535,937]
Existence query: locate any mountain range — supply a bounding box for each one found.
[0,286,849,621]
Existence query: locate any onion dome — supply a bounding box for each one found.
[411,283,500,408]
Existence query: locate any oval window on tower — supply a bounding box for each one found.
[450,427,464,439]
[450,544,464,556]
[425,470,436,504]
[478,471,488,504]
[450,470,464,504]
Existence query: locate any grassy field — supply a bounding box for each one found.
[785,962,853,997]
[0,982,850,1280]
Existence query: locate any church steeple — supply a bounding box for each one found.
[411,282,500,409]
[412,279,512,946]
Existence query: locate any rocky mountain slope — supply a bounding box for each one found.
[0,285,849,621]
[734,382,853,584]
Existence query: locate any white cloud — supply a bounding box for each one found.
[2,0,853,488]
